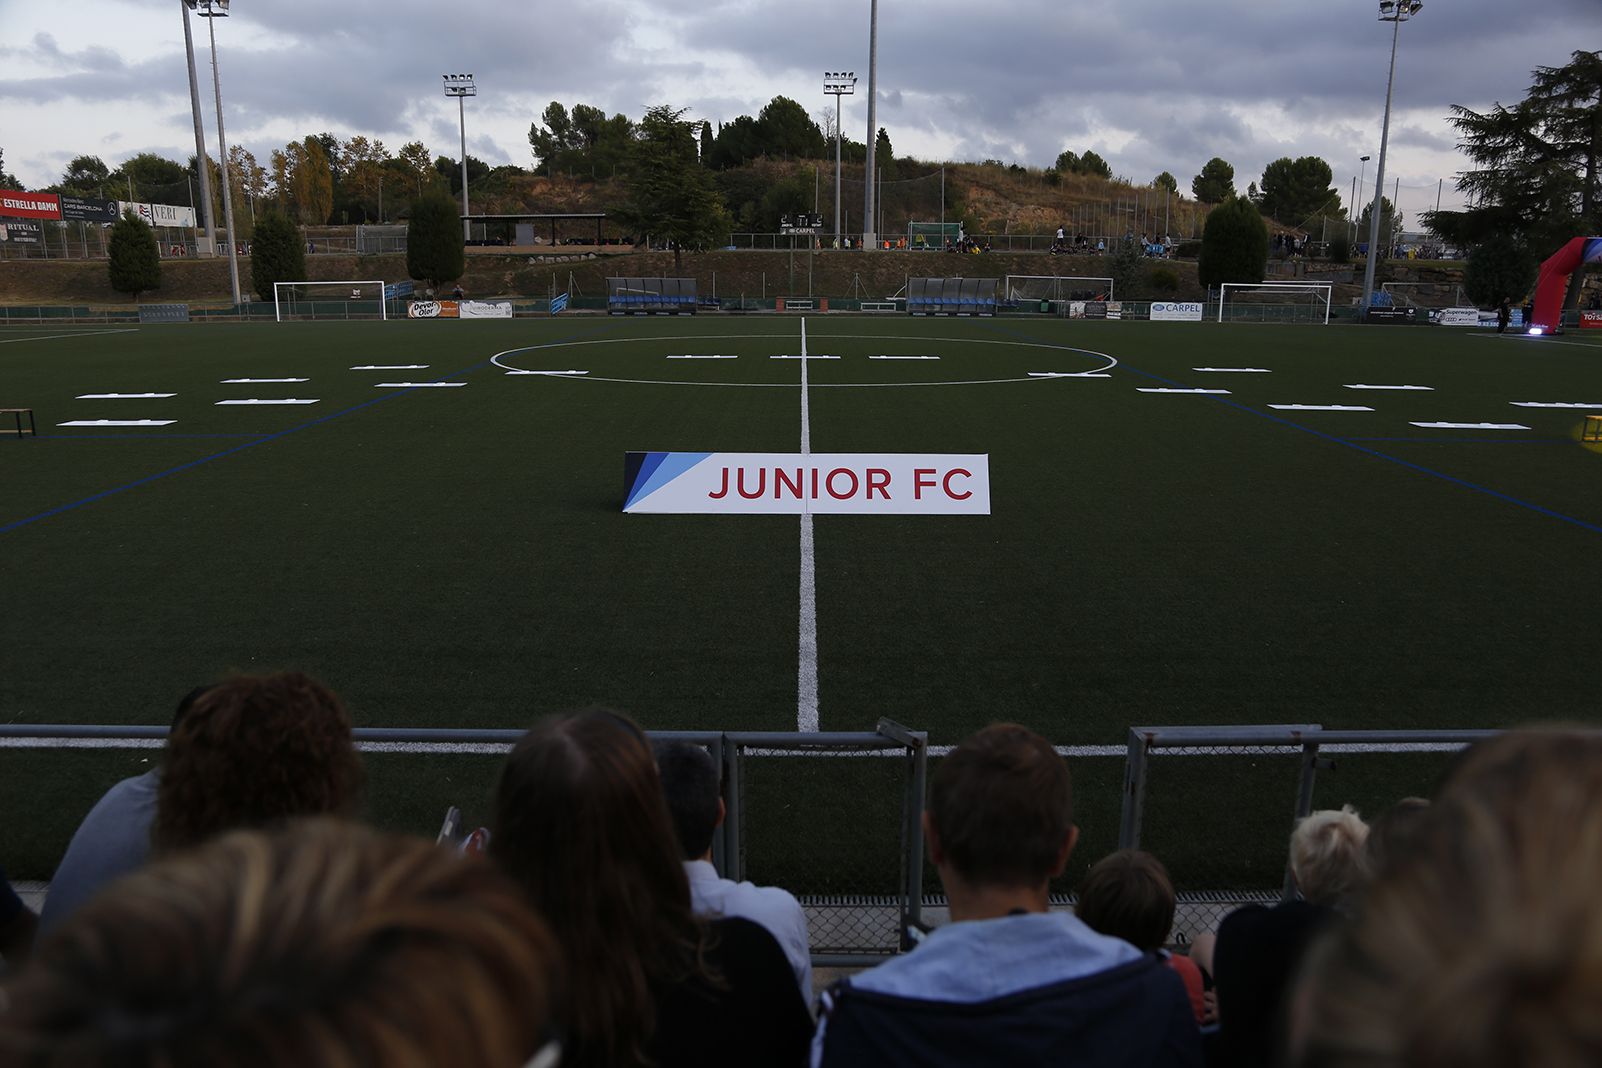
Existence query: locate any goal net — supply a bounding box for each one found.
[1216,282,1332,325]
[908,221,960,249]
[1005,275,1114,305]
[273,280,388,322]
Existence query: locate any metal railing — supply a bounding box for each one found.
[0,718,928,966]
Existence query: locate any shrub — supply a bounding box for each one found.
[1148,266,1181,293]
[407,190,466,288]
[1176,240,1202,259]
[1328,232,1351,264]
[1463,234,1537,307]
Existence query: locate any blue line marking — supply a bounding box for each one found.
[980,320,1602,538]
[2,324,617,536]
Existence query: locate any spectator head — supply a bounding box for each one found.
[928,723,1076,892]
[490,708,700,1067]
[0,820,561,1068]
[1075,849,1176,952]
[1288,806,1370,909]
[654,740,722,861]
[1295,728,1602,1068]
[153,673,364,854]
[1363,797,1430,876]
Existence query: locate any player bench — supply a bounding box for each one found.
[1,408,37,438]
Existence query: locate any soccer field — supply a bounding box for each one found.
[4,315,1601,887]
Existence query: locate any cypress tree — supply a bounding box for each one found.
[1198,196,1269,289]
[407,190,465,289]
[106,209,161,301]
[250,209,307,301]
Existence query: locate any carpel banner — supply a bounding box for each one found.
[623,453,991,515]
[1150,301,1203,322]
[0,189,60,219]
[458,299,513,319]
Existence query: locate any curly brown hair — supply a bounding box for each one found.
[0,820,562,1068]
[152,672,365,853]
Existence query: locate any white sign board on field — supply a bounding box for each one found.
[623,453,990,515]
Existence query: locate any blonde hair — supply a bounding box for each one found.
[1289,805,1370,908]
[1296,728,1602,1067]
[0,820,561,1068]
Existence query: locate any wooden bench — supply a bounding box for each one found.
[0,408,36,438]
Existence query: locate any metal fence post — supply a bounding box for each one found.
[724,736,744,883]
[878,718,928,936]
[1118,728,1151,849]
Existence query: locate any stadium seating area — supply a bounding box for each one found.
[1,675,1597,1067]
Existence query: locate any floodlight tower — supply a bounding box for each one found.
[179,1,217,256]
[1353,154,1370,242]
[443,74,476,243]
[192,0,241,306]
[862,0,878,252]
[1360,0,1423,315]
[824,72,856,247]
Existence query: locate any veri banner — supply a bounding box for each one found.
[0,189,60,219]
[623,452,991,515]
[1149,301,1204,322]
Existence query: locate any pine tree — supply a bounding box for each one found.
[612,105,732,271]
[407,190,465,288]
[106,209,161,301]
[250,209,307,301]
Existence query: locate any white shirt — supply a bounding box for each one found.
[684,859,813,1006]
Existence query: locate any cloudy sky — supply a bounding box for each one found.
[1,0,1596,220]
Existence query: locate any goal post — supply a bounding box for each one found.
[1005,276,1115,304]
[273,280,389,322]
[1216,282,1332,325]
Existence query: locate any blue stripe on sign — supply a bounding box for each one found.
[626,452,714,510]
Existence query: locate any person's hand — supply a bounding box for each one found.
[1202,989,1218,1025]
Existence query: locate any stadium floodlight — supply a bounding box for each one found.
[824,72,856,247]
[190,0,241,307]
[862,0,879,252]
[443,74,476,243]
[1360,0,1423,316]
[178,2,217,257]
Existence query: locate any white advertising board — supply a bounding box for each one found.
[623,453,990,515]
[1435,307,1482,327]
[459,300,514,319]
[1150,302,1204,322]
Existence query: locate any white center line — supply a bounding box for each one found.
[798,317,819,734]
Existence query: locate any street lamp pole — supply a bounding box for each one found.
[824,72,856,249]
[196,0,240,306]
[1353,154,1370,242]
[1361,0,1422,315]
[179,1,217,256]
[862,0,878,252]
[443,74,476,244]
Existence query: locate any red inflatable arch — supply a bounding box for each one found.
[1530,236,1602,334]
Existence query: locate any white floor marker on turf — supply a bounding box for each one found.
[869,355,941,360]
[373,382,467,388]
[57,419,176,427]
[215,399,320,405]
[505,370,588,376]
[666,354,738,360]
[1510,401,1602,408]
[76,393,176,400]
[1410,422,1530,430]
[1138,387,1231,394]
[772,354,839,360]
[221,378,308,384]
[1268,404,1375,412]
[351,364,429,370]
[1192,367,1271,373]
[1344,384,1434,391]
[797,317,818,734]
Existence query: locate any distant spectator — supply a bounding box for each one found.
[1193,807,1368,1068]
[1,866,38,969]
[655,740,813,1003]
[1362,797,1430,876]
[0,821,561,1068]
[1295,728,1602,1068]
[152,673,365,854]
[490,710,813,1068]
[38,686,211,936]
[816,724,1200,1067]
[1076,849,1210,1025]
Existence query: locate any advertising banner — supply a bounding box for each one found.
[623,452,991,515]
[58,195,119,223]
[0,189,61,219]
[117,201,155,225]
[150,203,197,228]
[406,300,460,319]
[0,220,43,244]
[1365,307,1417,324]
[458,300,513,319]
[1150,301,1203,322]
[1580,311,1602,330]
[1431,307,1481,327]
[1083,301,1108,320]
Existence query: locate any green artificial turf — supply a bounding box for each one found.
[3,317,1601,889]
